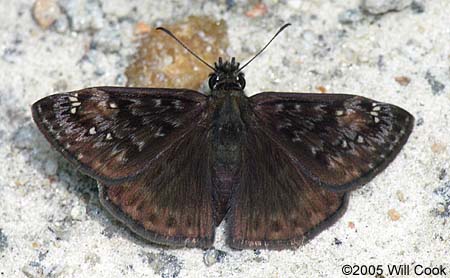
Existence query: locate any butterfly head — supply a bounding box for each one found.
[209,57,246,91]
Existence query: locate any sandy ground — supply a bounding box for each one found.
[0,0,449,277]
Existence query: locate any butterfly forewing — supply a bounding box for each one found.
[250,92,414,191]
[228,123,348,249]
[32,87,207,183]
[99,124,215,248]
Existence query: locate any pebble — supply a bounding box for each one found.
[146,252,182,278]
[394,76,411,86]
[362,0,413,15]
[431,142,447,154]
[287,0,302,9]
[32,0,62,29]
[425,71,445,95]
[245,3,268,18]
[70,205,86,220]
[388,208,401,221]
[396,190,406,202]
[338,9,363,24]
[53,15,69,33]
[410,1,425,13]
[203,248,227,266]
[43,159,58,176]
[22,264,44,278]
[100,0,135,18]
[59,0,105,32]
[91,26,122,53]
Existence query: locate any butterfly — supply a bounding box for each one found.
[31,24,414,249]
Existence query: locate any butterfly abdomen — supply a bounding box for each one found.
[210,90,247,224]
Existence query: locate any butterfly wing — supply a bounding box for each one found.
[32,86,207,183]
[249,92,414,191]
[99,125,215,248]
[228,124,348,249]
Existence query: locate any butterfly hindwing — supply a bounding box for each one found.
[250,92,414,191]
[32,87,207,183]
[99,123,215,248]
[228,123,348,249]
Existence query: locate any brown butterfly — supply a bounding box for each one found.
[32,24,414,249]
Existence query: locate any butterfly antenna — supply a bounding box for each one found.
[156,27,216,72]
[238,23,291,72]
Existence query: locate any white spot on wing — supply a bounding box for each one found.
[70,107,77,114]
[106,133,113,140]
[173,99,183,110]
[336,110,344,116]
[357,135,364,143]
[69,96,78,102]
[72,102,81,107]
[155,127,165,137]
[136,140,145,151]
[89,127,97,135]
[154,99,162,107]
[275,103,284,112]
[109,102,118,109]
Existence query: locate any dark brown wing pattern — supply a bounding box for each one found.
[32,87,207,184]
[250,93,414,191]
[228,123,348,249]
[99,125,215,248]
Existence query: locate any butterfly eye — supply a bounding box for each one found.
[237,73,246,89]
[209,74,218,89]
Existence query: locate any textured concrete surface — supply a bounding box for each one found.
[0,0,449,277]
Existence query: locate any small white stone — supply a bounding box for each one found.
[70,205,86,220]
